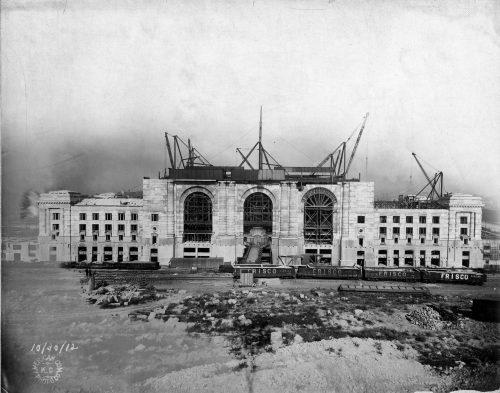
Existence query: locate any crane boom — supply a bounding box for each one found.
[412,152,433,184]
[345,112,369,176]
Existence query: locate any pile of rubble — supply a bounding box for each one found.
[84,284,165,307]
[406,306,445,330]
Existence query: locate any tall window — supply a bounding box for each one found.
[303,189,334,244]
[184,192,212,242]
[244,192,273,234]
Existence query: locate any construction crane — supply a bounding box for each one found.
[411,152,444,201]
[164,132,212,171]
[236,106,281,170]
[314,112,369,179]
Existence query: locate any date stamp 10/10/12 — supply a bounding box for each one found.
[30,341,79,356]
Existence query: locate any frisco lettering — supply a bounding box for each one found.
[377,270,408,277]
[440,273,469,280]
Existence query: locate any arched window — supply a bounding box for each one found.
[304,190,334,244]
[184,192,212,242]
[244,192,273,234]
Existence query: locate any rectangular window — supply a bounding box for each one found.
[80,213,87,220]
[432,216,440,224]
[79,224,86,232]
[358,238,364,247]
[52,224,59,231]
[92,234,98,242]
[393,216,400,224]
[432,227,440,236]
[420,238,425,244]
[152,234,158,245]
[118,224,125,232]
[131,234,137,242]
[92,213,99,220]
[379,227,387,235]
[419,227,426,235]
[52,212,60,220]
[406,216,413,224]
[80,234,85,241]
[118,212,125,221]
[92,247,98,262]
[13,245,22,250]
[105,224,112,232]
[151,214,159,221]
[131,224,138,232]
[462,251,470,268]
[406,227,413,236]
[460,216,468,224]
[394,237,398,244]
[378,249,387,266]
[431,250,440,267]
[460,228,468,236]
[404,250,414,266]
[393,250,399,266]
[131,213,138,221]
[380,216,387,223]
[105,213,112,220]
[118,234,123,241]
[380,237,385,245]
[419,216,426,224]
[357,216,365,224]
[92,224,99,232]
[433,237,438,245]
[392,227,400,235]
[356,251,365,266]
[419,250,426,267]
[105,234,111,242]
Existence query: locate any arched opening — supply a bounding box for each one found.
[243,192,273,234]
[304,190,334,244]
[183,192,212,242]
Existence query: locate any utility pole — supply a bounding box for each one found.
[258,106,263,170]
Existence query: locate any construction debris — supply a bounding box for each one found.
[406,306,445,330]
[84,284,167,307]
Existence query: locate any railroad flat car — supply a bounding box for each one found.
[419,269,486,285]
[296,265,361,279]
[363,267,420,282]
[233,264,295,279]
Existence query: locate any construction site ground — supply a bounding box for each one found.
[1,263,499,393]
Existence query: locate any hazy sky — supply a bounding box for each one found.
[2,0,500,223]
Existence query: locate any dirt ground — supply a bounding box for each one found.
[2,264,499,393]
[129,286,500,393]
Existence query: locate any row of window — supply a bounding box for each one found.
[77,246,154,262]
[379,227,442,236]
[76,212,139,221]
[78,234,139,242]
[78,224,138,232]
[358,236,440,246]
[358,215,469,225]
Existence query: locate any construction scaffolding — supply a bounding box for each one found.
[183,192,212,242]
[304,190,335,244]
[243,192,273,234]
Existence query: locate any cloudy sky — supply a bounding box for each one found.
[2,0,500,223]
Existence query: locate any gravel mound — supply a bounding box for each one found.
[406,306,445,330]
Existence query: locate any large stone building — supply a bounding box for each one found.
[38,166,484,268]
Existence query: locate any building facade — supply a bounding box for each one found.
[37,167,484,268]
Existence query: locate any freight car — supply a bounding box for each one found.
[230,264,486,285]
[233,264,295,279]
[419,268,486,285]
[295,265,361,279]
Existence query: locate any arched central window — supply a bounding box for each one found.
[244,192,273,234]
[184,192,212,242]
[304,190,334,244]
